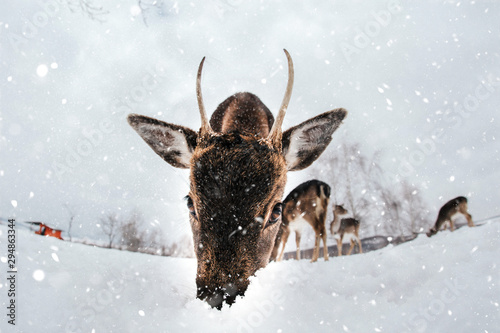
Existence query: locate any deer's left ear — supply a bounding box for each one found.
[127,114,198,169]
[282,108,347,171]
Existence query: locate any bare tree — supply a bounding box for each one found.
[377,184,404,236]
[142,229,169,256]
[340,142,374,221]
[401,180,430,234]
[138,0,166,26]
[99,210,176,255]
[367,159,431,237]
[101,213,119,248]
[368,155,408,236]
[65,0,109,22]
[63,203,77,242]
[118,210,145,252]
[311,139,430,238]
[316,142,375,216]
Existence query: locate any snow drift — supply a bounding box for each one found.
[1,219,498,333]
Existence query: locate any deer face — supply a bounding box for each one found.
[426,227,438,237]
[188,134,287,308]
[335,204,348,215]
[127,50,347,309]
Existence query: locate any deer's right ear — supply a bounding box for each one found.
[282,108,347,171]
[127,114,198,169]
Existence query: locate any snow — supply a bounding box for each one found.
[1,220,499,332]
[35,64,49,78]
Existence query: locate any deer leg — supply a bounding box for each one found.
[347,239,355,255]
[357,235,363,254]
[295,232,302,260]
[318,211,329,261]
[322,231,329,261]
[311,233,320,263]
[449,219,455,232]
[441,221,447,231]
[336,236,343,256]
[277,228,290,261]
[465,213,475,227]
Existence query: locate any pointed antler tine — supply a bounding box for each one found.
[197,57,213,136]
[268,49,294,144]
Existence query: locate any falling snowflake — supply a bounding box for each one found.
[33,270,45,281]
[36,64,49,77]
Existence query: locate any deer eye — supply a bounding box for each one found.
[186,196,197,218]
[268,203,282,225]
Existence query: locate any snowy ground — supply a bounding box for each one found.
[1,220,499,333]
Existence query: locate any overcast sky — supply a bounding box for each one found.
[1,0,499,242]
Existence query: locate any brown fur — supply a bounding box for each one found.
[210,93,274,137]
[127,54,346,309]
[330,205,362,256]
[427,196,474,237]
[274,180,331,262]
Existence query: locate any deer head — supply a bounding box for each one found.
[334,204,348,215]
[127,50,346,309]
[331,204,349,234]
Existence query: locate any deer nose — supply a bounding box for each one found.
[197,283,241,310]
[198,287,224,310]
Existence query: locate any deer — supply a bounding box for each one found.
[273,180,331,262]
[330,204,362,256]
[127,50,347,309]
[426,196,474,237]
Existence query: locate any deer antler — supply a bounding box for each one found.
[197,57,213,136]
[268,49,294,145]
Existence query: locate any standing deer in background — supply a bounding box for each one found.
[273,180,331,262]
[127,50,347,309]
[330,204,363,256]
[426,196,474,237]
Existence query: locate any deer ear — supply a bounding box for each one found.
[282,108,347,171]
[127,114,198,169]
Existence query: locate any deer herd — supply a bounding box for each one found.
[127,50,476,309]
